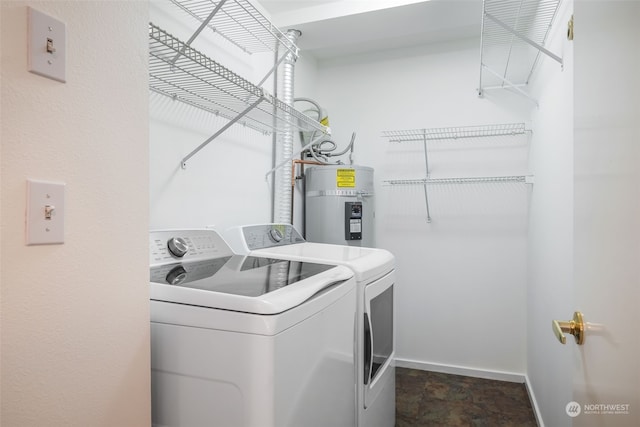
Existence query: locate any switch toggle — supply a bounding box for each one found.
[44,204,55,220]
[46,38,56,53]
[26,179,65,245]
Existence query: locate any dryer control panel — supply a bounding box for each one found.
[241,224,306,250]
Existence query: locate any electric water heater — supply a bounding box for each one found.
[305,165,375,247]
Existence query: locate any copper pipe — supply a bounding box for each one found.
[291,159,324,187]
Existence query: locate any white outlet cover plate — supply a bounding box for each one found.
[26,179,66,245]
[28,7,66,83]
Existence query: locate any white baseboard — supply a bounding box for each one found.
[395,358,543,426]
[524,374,544,427]
[395,358,525,383]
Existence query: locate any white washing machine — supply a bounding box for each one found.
[149,229,357,427]
[224,224,396,427]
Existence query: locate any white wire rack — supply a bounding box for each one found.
[383,176,532,185]
[479,0,563,103]
[168,0,297,88]
[381,123,533,222]
[169,0,296,56]
[381,123,529,142]
[149,23,328,167]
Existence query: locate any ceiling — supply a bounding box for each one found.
[257,0,344,17]
[256,0,483,60]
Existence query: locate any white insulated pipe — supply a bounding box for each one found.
[273,29,301,224]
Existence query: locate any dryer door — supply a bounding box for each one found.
[363,271,394,408]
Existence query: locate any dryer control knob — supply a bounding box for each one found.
[167,237,188,257]
[269,228,283,243]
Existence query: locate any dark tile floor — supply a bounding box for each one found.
[396,368,537,426]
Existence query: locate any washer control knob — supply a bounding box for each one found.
[166,266,187,285]
[167,237,188,257]
[269,228,283,243]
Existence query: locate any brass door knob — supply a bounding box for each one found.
[552,311,585,345]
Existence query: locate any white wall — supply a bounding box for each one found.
[0,1,150,426]
[525,1,574,425]
[311,38,532,376]
[150,94,273,229]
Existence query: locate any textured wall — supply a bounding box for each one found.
[1,1,150,426]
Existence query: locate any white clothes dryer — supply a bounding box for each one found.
[149,229,357,427]
[224,224,396,427]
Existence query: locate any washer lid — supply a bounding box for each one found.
[150,255,353,314]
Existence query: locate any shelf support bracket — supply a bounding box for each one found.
[482,65,540,107]
[421,130,432,223]
[484,12,563,66]
[181,95,264,169]
[170,0,229,66]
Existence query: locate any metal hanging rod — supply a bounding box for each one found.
[478,0,563,101]
[381,123,530,143]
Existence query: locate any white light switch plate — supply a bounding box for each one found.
[27,7,66,83]
[26,179,66,245]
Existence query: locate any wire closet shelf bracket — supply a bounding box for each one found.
[381,123,533,222]
[478,0,563,105]
[149,23,328,168]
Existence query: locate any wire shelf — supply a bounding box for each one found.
[479,0,562,97]
[383,176,531,186]
[382,122,533,221]
[381,123,529,142]
[149,23,327,137]
[169,0,296,56]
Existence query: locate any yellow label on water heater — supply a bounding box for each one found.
[336,169,356,188]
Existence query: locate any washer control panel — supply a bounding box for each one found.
[242,224,305,250]
[150,229,232,267]
[167,237,189,257]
